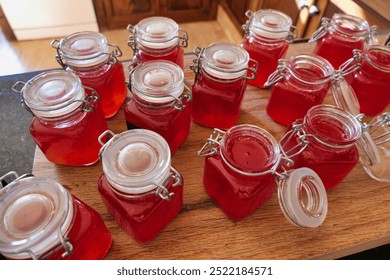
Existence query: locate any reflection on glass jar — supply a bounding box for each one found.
[98,129,183,243]
[51,31,127,118]
[127,17,188,69]
[0,172,112,260]
[191,42,257,129]
[198,124,328,227]
[280,105,361,190]
[265,54,334,126]
[124,60,192,153]
[241,9,295,88]
[12,70,108,166]
[310,13,376,69]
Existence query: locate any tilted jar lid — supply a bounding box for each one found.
[0,175,73,259]
[131,60,184,103]
[134,17,179,49]
[100,129,171,194]
[201,42,250,80]
[331,13,370,37]
[249,9,292,40]
[278,168,328,228]
[21,70,85,119]
[57,31,110,68]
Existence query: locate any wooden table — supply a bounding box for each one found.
[32,36,390,260]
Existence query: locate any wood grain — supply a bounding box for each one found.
[32,36,390,260]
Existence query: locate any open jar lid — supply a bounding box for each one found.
[100,129,171,194]
[249,9,292,40]
[0,175,73,259]
[21,70,85,119]
[201,42,249,80]
[278,168,328,228]
[57,31,110,68]
[134,17,179,49]
[131,60,184,103]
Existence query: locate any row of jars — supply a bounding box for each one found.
[1,12,389,260]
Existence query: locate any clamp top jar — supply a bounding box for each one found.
[241,9,295,88]
[198,124,328,227]
[128,16,188,69]
[310,13,377,69]
[0,172,112,260]
[51,31,127,118]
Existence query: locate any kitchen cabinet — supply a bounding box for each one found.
[93,0,219,30]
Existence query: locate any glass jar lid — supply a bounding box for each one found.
[100,129,171,194]
[201,42,250,80]
[364,45,390,73]
[131,60,184,104]
[331,13,369,37]
[0,176,73,259]
[278,168,328,228]
[249,9,292,40]
[57,31,110,68]
[21,70,85,119]
[134,17,179,49]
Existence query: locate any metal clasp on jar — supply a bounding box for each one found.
[190,46,258,81]
[127,24,188,52]
[50,39,123,68]
[98,130,182,201]
[12,82,100,121]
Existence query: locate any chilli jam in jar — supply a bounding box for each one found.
[340,45,390,116]
[280,105,361,190]
[241,9,295,88]
[51,31,127,118]
[128,17,188,69]
[0,172,112,260]
[98,129,183,243]
[191,42,257,129]
[198,124,328,228]
[265,53,334,126]
[310,13,377,69]
[12,70,108,166]
[124,60,192,153]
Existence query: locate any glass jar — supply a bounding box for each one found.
[357,112,390,182]
[191,42,257,129]
[127,17,188,69]
[124,60,192,153]
[198,124,328,227]
[340,45,390,116]
[0,171,112,260]
[241,9,295,88]
[12,70,108,166]
[51,31,127,118]
[265,53,334,126]
[98,129,183,243]
[310,13,377,69]
[280,105,361,190]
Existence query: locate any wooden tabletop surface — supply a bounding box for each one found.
[32,35,390,260]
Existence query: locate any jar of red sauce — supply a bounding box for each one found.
[124,60,192,153]
[98,129,183,243]
[198,124,328,227]
[191,42,257,129]
[0,171,112,260]
[310,13,377,69]
[12,70,108,166]
[265,53,334,126]
[127,17,188,69]
[357,112,390,182]
[241,9,295,88]
[280,105,361,190]
[51,31,127,118]
[340,45,390,116]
